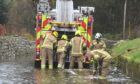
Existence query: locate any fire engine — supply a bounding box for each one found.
[35,0,95,68]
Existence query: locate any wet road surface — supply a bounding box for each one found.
[0,56,139,84]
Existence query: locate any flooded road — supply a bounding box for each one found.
[0,56,139,84]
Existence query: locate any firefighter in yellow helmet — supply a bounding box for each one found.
[86,49,112,79]
[56,34,69,69]
[41,31,58,69]
[69,31,86,69]
[91,33,106,50]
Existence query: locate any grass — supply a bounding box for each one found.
[0,33,35,41]
[21,33,35,41]
[112,38,140,64]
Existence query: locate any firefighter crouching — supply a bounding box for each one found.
[87,50,112,79]
[56,35,69,69]
[91,33,106,51]
[69,31,86,69]
[41,31,58,69]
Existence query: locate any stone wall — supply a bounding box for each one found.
[0,36,35,61]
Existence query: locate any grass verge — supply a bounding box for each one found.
[112,38,140,64]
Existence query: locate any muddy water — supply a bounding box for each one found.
[0,56,139,84]
[118,58,140,82]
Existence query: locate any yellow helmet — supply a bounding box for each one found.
[75,31,81,36]
[61,35,68,40]
[52,31,59,37]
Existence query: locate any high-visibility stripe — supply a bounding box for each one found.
[78,17,88,31]
[82,33,91,45]
[77,16,93,48]
[42,14,52,31]
[36,14,43,60]
[82,35,91,47]
[36,27,41,33]
[36,48,40,52]
[88,29,92,35]
[36,39,40,44]
[37,31,41,39]
[81,21,86,29]
[36,28,41,44]
[88,29,92,46]
[87,17,94,47]
[87,41,90,47]
[36,29,41,49]
[83,33,91,42]
[42,14,47,28]
[83,17,90,45]
[43,19,52,31]
[78,26,85,31]
[43,19,49,27]
[83,17,88,29]
[37,44,41,48]
[71,38,83,54]
[44,24,52,30]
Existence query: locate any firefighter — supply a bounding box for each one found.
[91,33,106,50]
[69,31,86,69]
[87,49,112,79]
[41,31,58,69]
[40,31,50,45]
[57,34,69,69]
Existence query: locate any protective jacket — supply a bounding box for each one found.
[41,34,57,49]
[92,40,106,50]
[57,40,69,53]
[89,50,112,61]
[87,49,112,77]
[70,36,85,56]
[41,31,47,39]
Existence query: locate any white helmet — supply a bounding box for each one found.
[95,33,102,39]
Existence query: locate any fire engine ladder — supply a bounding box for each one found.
[37,0,50,14]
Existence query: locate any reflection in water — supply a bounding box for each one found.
[34,69,139,84]
[0,62,34,84]
[0,56,139,84]
[34,69,94,84]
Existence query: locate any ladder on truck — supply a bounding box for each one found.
[35,0,95,68]
[37,0,50,14]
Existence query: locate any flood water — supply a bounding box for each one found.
[0,56,139,84]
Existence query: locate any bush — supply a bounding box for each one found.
[0,24,5,35]
[131,26,140,39]
[103,33,122,40]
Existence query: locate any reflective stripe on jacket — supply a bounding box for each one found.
[90,50,112,61]
[57,40,69,52]
[41,31,47,39]
[41,34,57,49]
[70,36,84,56]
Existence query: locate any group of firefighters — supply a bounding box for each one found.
[40,30,112,79]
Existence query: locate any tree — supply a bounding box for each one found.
[0,0,7,24]
[7,0,36,35]
[2,0,140,38]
